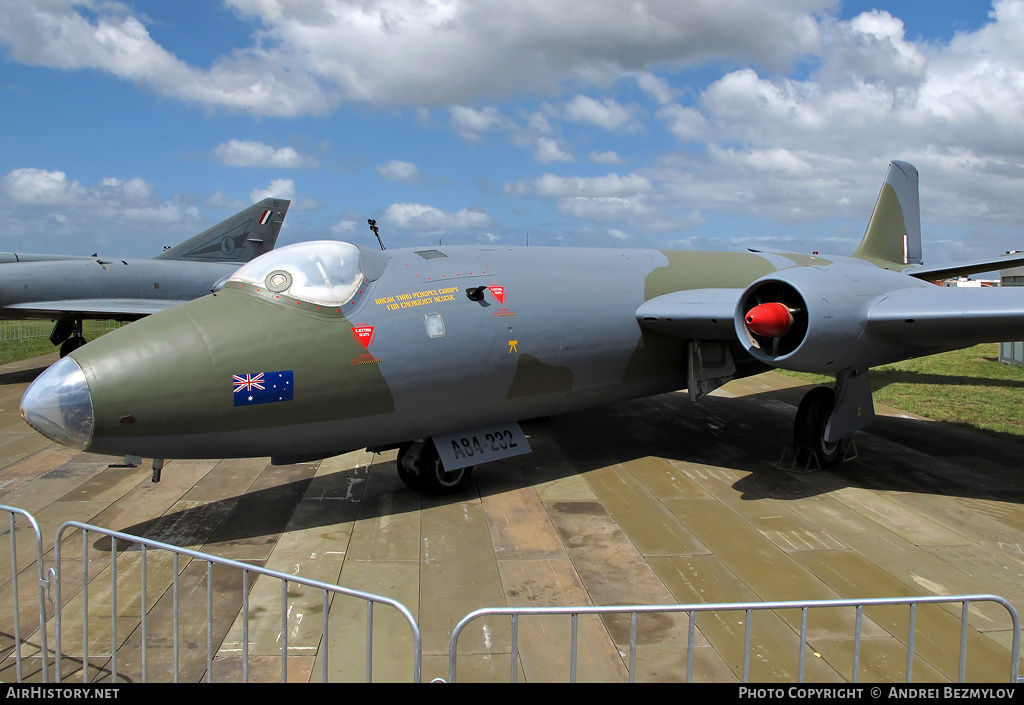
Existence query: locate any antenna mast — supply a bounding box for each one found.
[367,219,385,250]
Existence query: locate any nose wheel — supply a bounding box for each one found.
[397,440,474,495]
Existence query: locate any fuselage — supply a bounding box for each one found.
[24,242,792,460]
[0,258,241,320]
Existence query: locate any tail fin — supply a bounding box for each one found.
[153,198,290,262]
[852,160,922,267]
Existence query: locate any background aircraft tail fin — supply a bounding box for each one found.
[852,160,922,267]
[154,198,290,262]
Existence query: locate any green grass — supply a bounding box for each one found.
[780,343,1024,444]
[0,321,124,365]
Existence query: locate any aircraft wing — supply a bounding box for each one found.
[5,299,187,318]
[636,283,1024,352]
[635,288,743,340]
[866,286,1024,347]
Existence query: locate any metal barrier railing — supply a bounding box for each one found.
[448,596,1022,683]
[0,320,127,343]
[1,504,51,683]
[51,521,422,683]
[4,504,1022,684]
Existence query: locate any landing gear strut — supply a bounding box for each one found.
[396,440,474,495]
[790,370,873,468]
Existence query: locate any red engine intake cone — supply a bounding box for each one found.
[744,302,793,338]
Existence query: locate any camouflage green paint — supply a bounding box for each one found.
[506,353,575,399]
[853,182,906,266]
[620,328,689,385]
[643,251,777,300]
[73,286,395,440]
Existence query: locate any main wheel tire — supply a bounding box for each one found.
[396,441,474,495]
[793,386,847,467]
[396,442,422,491]
[418,445,473,495]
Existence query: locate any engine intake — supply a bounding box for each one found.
[734,263,929,373]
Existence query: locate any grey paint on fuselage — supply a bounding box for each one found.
[0,198,290,323]
[25,161,1024,483]
[72,244,791,460]
[0,258,241,320]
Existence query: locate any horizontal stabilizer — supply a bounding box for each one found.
[907,252,1024,281]
[868,286,1024,347]
[635,289,743,340]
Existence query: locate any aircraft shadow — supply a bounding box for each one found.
[107,379,1024,550]
[0,364,52,386]
[871,368,1024,392]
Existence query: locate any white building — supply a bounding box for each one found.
[1000,253,1024,368]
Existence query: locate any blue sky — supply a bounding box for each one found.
[1,1,1021,266]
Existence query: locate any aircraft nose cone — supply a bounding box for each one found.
[20,356,95,450]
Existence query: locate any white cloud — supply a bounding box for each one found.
[376,160,421,182]
[450,106,508,141]
[213,140,319,168]
[709,146,813,176]
[534,172,653,198]
[590,151,625,164]
[3,168,168,210]
[560,95,641,131]
[634,72,676,105]
[3,168,85,205]
[250,178,295,202]
[533,137,574,164]
[657,104,708,142]
[383,202,492,230]
[6,2,1024,258]
[0,1,829,114]
[556,196,650,222]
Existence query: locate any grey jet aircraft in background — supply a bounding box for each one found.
[1,198,290,356]
[19,162,1024,493]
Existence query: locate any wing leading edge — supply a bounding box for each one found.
[6,299,185,318]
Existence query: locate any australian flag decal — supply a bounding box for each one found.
[233,370,294,407]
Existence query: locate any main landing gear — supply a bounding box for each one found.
[51,319,87,357]
[789,370,874,469]
[397,440,474,495]
[792,387,848,466]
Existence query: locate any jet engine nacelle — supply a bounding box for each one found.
[734,262,933,374]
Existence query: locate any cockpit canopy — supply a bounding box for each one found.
[228,241,366,306]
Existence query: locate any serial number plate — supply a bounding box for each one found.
[433,422,532,471]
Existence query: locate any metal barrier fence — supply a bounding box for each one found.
[1,506,51,683]
[4,504,1023,683]
[50,520,422,683]
[0,320,126,343]
[0,505,422,683]
[448,598,1022,683]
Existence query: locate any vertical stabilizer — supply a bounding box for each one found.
[154,198,290,262]
[852,161,921,267]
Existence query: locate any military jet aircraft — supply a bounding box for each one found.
[1,198,290,356]
[19,162,1024,493]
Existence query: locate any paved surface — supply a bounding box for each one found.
[1,352,1023,683]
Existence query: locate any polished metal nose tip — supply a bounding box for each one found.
[20,356,95,450]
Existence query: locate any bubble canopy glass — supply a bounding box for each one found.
[229,241,366,306]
